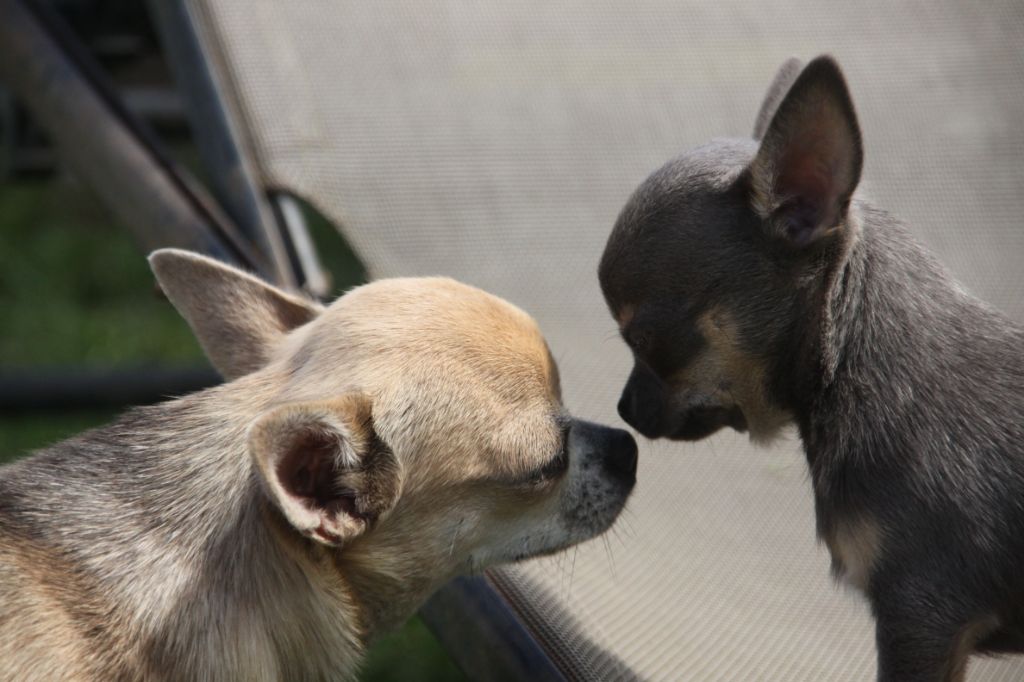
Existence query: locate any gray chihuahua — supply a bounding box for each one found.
[600,55,1024,681]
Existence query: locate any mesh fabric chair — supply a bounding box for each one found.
[95,2,1024,679]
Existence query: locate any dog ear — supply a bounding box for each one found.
[752,57,803,140]
[748,55,863,248]
[248,394,401,547]
[148,249,322,380]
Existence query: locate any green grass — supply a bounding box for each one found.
[0,411,115,465]
[0,182,203,365]
[0,177,465,681]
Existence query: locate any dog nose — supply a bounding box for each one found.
[570,420,638,483]
[603,427,638,480]
[617,385,661,438]
[616,391,634,424]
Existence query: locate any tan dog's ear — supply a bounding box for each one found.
[148,249,322,379]
[248,394,401,547]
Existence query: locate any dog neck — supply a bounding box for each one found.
[793,200,1022,493]
[12,373,383,680]
[262,487,455,647]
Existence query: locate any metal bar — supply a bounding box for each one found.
[0,0,266,272]
[420,575,567,682]
[0,365,220,414]
[271,192,332,299]
[146,0,298,289]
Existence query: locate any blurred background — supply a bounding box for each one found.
[0,1,462,679]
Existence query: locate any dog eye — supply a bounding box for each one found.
[526,425,570,485]
[539,445,569,479]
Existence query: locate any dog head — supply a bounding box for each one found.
[150,250,636,628]
[599,55,863,444]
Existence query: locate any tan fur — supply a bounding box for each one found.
[149,249,323,379]
[945,615,1000,682]
[0,532,122,681]
[666,308,791,444]
[0,250,632,680]
[615,303,636,330]
[824,516,881,593]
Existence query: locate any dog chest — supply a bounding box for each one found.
[822,515,880,593]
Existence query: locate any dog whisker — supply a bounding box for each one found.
[602,534,617,579]
[568,546,579,597]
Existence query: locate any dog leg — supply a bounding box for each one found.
[875,619,963,682]
[872,584,982,682]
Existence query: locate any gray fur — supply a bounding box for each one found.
[752,56,803,140]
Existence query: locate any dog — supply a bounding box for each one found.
[0,249,637,681]
[599,55,1024,681]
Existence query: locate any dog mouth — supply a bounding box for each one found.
[667,405,746,441]
[504,498,632,564]
[729,408,748,433]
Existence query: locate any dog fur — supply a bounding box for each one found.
[0,250,637,680]
[599,55,1024,681]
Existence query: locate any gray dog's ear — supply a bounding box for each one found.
[248,394,401,547]
[748,55,863,248]
[752,57,803,140]
[149,249,322,380]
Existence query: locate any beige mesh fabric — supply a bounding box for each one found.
[184,1,1024,678]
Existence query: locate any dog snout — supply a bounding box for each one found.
[617,366,664,438]
[570,420,638,485]
[616,391,635,424]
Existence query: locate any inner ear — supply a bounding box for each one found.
[276,429,365,524]
[249,397,401,547]
[749,55,863,248]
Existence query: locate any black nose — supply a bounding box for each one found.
[616,391,634,424]
[603,427,638,480]
[617,375,663,438]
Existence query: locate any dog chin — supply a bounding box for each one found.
[666,406,747,441]
[500,518,627,564]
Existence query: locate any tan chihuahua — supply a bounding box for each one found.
[0,249,636,681]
